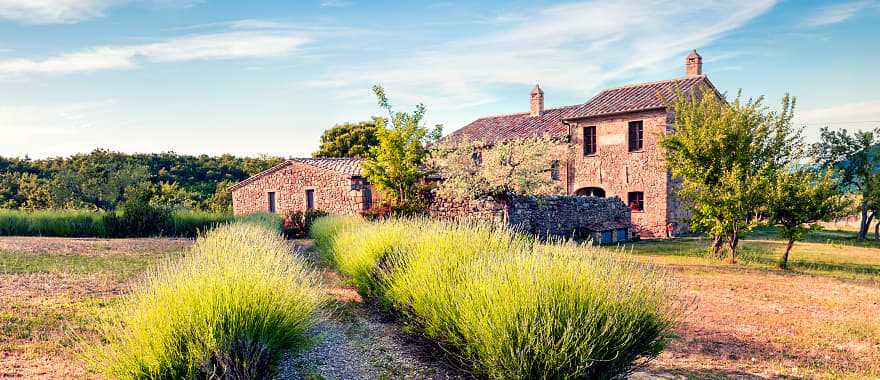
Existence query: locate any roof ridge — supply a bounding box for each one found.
[291,157,363,161]
[598,75,707,93]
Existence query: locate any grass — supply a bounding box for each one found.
[0,251,173,277]
[623,227,880,283]
[0,208,272,238]
[311,216,677,379]
[88,222,326,379]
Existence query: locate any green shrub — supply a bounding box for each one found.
[282,209,328,238]
[0,209,109,237]
[89,222,326,379]
[236,212,283,232]
[170,210,233,237]
[311,216,677,379]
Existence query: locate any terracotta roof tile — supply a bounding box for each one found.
[565,75,712,119]
[443,105,579,144]
[229,157,363,191]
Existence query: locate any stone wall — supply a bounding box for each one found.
[231,161,372,216]
[567,109,677,238]
[428,194,632,242]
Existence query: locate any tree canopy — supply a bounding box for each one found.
[660,88,802,262]
[313,119,381,158]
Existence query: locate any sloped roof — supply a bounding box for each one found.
[442,105,579,145]
[564,75,713,120]
[229,157,363,191]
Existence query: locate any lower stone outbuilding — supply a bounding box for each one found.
[230,158,374,216]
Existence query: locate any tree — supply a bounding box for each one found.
[314,119,381,158]
[207,180,235,213]
[765,167,850,269]
[431,136,573,201]
[812,127,880,240]
[660,88,801,263]
[362,84,442,211]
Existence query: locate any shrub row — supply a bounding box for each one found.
[311,216,677,379]
[0,208,249,238]
[88,222,326,379]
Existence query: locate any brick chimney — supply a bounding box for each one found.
[685,49,702,76]
[530,84,544,117]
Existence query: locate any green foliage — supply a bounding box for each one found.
[660,88,802,262]
[362,85,442,210]
[310,216,676,379]
[281,209,328,238]
[765,167,851,268]
[88,222,326,379]
[0,149,284,212]
[431,136,574,201]
[314,119,381,158]
[812,127,880,240]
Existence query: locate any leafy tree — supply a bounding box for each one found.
[362,85,442,211]
[812,127,880,240]
[150,182,202,210]
[18,173,54,210]
[431,136,573,201]
[207,180,236,213]
[660,88,801,263]
[314,119,381,158]
[765,167,850,269]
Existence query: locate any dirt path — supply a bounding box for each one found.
[278,240,466,380]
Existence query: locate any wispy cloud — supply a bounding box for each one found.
[0,31,310,75]
[310,1,776,112]
[0,0,202,24]
[801,0,875,27]
[320,0,352,8]
[796,100,880,128]
[0,99,118,135]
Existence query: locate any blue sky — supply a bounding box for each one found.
[1,0,878,158]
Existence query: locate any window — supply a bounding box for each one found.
[575,187,605,197]
[616,228,628,242]
[601,230,613,244]
[628,121,643,151]
[550,160,560,181]
[471,150,482,165]
[628,191,644,212]
[583,126,596,155]
[267,192,276,213]
[305,189,315,210]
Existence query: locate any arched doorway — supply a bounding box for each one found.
[575,187,605,198]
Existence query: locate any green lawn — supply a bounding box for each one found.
[621,227,880,283]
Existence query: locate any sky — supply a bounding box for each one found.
[0,0,878,158]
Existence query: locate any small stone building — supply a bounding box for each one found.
[230,158,373,216]
[446,50,717,238]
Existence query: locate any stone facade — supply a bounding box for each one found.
[566,109,689,238]
[428,194,632,243]
[230,160,373,216]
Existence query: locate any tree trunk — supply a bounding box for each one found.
[727,233,739,264]
[875,219,880,241]
[858,202,869,241]
[711,235,724,257]
[779,238,794,270]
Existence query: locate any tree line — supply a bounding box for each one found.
[0,150,284,212]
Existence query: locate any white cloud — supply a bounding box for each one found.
[310,0,776,115]
[801,0,876,27]
[0,0,112,24]
[320,0,352,8]
[796,100,880,127]
[0,31,310,75]
[0,0,202,24]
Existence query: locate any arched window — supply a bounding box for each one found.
[575,187,605,197]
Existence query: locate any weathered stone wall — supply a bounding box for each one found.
[507,195,631,240]
[428,194,632,242]
[231,162,372,216]
[567,109,678,238]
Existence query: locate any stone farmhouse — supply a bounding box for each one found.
[446,50,717,238]
[230,50,716,239]
[230,158,375,215]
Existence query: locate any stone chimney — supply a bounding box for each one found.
[530,84,544,117]
[686,49,702,76]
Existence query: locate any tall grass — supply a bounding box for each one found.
[310,216,677,379]
[0,209,252,238]
[88,222,326,379]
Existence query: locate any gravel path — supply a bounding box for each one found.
[276,240,466,380]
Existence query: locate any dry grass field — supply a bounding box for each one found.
[0,237,191,379]
[1,228,878,379]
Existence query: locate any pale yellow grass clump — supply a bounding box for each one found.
[311,216,677,379]
[88,222,326,379]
